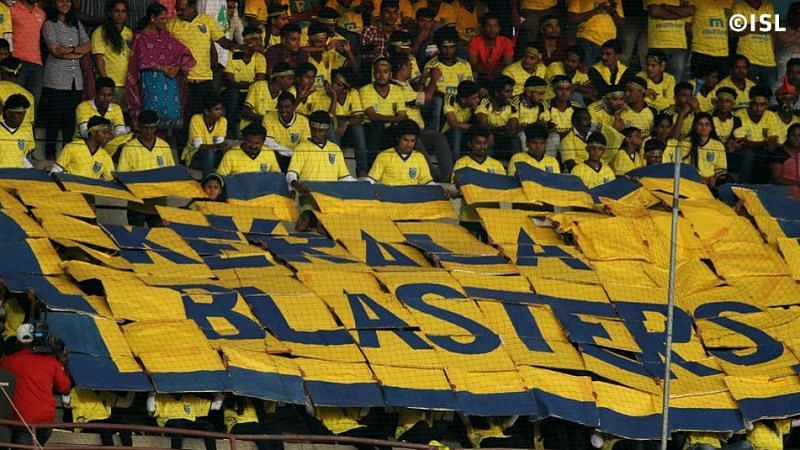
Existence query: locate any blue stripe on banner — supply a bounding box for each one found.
[374,184,449,204]
[454,167,522,190]
[627,163,703,182]
[757,191,800,221]
[114,166,194,184]
[247,218,284,235]
[435,254,509,265]
[589,177,642,202]
[305,180,376,200]
[228,366,305,404]
[533,389,599,427]
[0,211,30,242]
[718,183,793,206]
[46,312,109,356]
[168,222,242,241]
[57,173,130,191]
[669,407,744,433]
[381,386,460,410]
[454,391,540,416]
[777,219,800,238]
[150,370,231,393]
[464,287,539,304]
[597,408,661,439]
[223,172,291,200]
[515,162,589,193]
[204,254,275,270]
[0,168,54,182]
[306,381,385,407]
[736,392,800,422]
[67,353,152,391]
[1,273,97,314]
[0,241,50,274]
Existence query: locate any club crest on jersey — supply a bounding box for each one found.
[198,24,207,33]
[17,139,24,150]
[328,153,336,164]
[408,167,417,179]
[706,152,715,162]
[260,163,269,172]
[291,132,300,143]
[93,161,103,173]
[546,166,553,173]
[487,168,496,174]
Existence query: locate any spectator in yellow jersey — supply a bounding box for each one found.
[304,22,354,90]
[621,76,657,138]
[91,0,132,108]
[55,116,114,180]
[201,173,226,201]
[508,123,559,176]
[502,43,546,96]
[240,62,295,130]
[368,119,434,186]
[115,110,175,172]
[639,50,676,113]
[732,0,777,93]
[515,76,550,132]
[587,86,625,132]
[147,392,222,450]
[183,96,231,177]
[323,0,365,37]
[644,138,664,165]
[544,45,595,105]
[75,77,127,139]
[443,80,480,159]
[223,396,283,450]
[715,55,757,110]
[0,94,35,168]
[559,107,592,172]
[223,26,267,136]
[360,57,408,169]
[568,0,624,66]
[264,91,311,170]
[689,0,730,83]
[476,75,520,160]
[423,27,473,131]
[731,86,780,183]
[387,31,422,81]
[680,112,729,187]
[216,123,281,175]
[286,110,355,194]
[610,126,644,176]
[645,0,693,80]
[0,58,35,130]
[689,67,721,114]
[62,389,135,447]
[547,75,582,138]
[644,112,680,161]
[712,87,742,148]
[774,80,800,144]
[571,131,615,188]
[666,81,698,141]
[262,3,289,47]
[468,13,514,82]
[294,63,320,114]
[327,68,367,175]
[587,39,634,99]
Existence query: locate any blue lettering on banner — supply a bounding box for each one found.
[182,292,266,340]
[346,292,431,349]
[243,293,354,345]
[362,232,421,267]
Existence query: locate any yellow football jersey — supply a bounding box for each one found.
[610,149,644,176]
[475,99,518,129]
[298,90,333,117]
[560,131,589,165]
[452,155,506,179]
[288,139,351,181]
[325,0,364,33]
[544,62,590,99]
[331,89,364,119]
[734,109,781,143]
[676,138,726,178]
[452,1,483,41]
[507,152,560,176]
[0,3,11,37]
[548,103,578,135]
[358,83,407,123]
[154,394,212,428]
[441,93,475,133]
[646,0,688,50]
[0,81,35,127]
[116,136,175,172]
[75,100,126,138]
[423,57,474,96]
[568,0,624,46]
[183,114,228,166]
[413,0,458,24]
[776,114,800,144]
[91,26,133,87]
[216,146,281,176]
[315,407,365,435]
[393,81,424,129]
[241,81,296,129]
[637,71,676,112]
[690,0,731,58]
[56,140,115,180]
[223,400,268,433]
[588,100,615,128]
[662,107,693,139]
[620,106,657,138]
[713,76,756,110]
[308,51,347,90]
[733,0,775,67]
[661,137,691,163]
[263,113,310,151]
[515,97,550,127]
[689,79,716,113]
[167,14,224,81]
[224,52,267,89]
[0,121,34,168]
[712,114,741,144]
[368,149,432,186]
[502,61,547,96]
[68,389,115,423]
[571,162,615,188]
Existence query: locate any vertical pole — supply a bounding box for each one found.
[660,159,682,450]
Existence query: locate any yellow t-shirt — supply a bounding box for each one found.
[568,0,624,46]
[689,78,716,113]
[298,90,332,116]
[308,50,347,89]
[620,105,657,138]
[216,146,281,175]
[0,3,12,36]
[358,83,407,123]
[588,100,615,128]
[75,100,126,138]
[690,0,731,57]
[712,114,741,144]
[331,89,364,119]
[368,148,432,185]
[68,389,115,423]
[747,420,791,450]
[424,57,474,96]
[466,418,510,448]
[646,0,688,49]
[441,93,474,133]
[182,114,228,166]
[263,112,310,151]
[610,149,644,175]
[56,140,114,180]
[502,60,547,97]
[452,1,483,41]
[544,62,590,99]
[734,109,781,143]
[116,136,175,172]
[0,121,34,168]
[242,82,295,129]
[154,394,212,428]
[677,137,726,178]
[325,0,364,33]
[393,81,424,129]
[287,139,350,181]
[372,0,415,22]
[515,97,550,127]
[713,76,757,110]
[548,103,578,135]
[315,407,365,435]
[683,433,722,449]
[571,161,615,188]
[452,154,505,179]
[223,400,268,433]
[91,26,133,87]
[167,14,224,81]
[560,130,589,165]
[244,0,270,22]
[520,0,557,11]
[637,71,676,112]
[413,0,458,25]
[508,152,560,176]
[662,107,693,139]
[733,0,776,67]
[224,52,267,89]
[0,81,35,127]
[475,99,519,129]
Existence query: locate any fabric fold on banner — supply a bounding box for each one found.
[515,163,595,208]
[222,172,297,221]
[115,166,205,199]
[454,168,529,204]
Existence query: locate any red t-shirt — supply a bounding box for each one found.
[467,35,514,79]
[0,348,71,423]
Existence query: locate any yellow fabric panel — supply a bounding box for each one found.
[519,259,600,286]
[574,217,652,262]
[778,238,800,281]
[723,276,800,309]
[382,198,457,222]
[405,298,489,336]
[317,212,405,243]
[446,367,527,395]
[640,259,722,297]
[59,178,140,203]
[667,360,728,397]
[310,191,384,218]
[95,316,140,368]
[351,330,442,369]
[123,179,205,200]
[296,269,383,298]
[476,208,562,246]
[518,365,595,403]
[371,365,451,391]
[124,321,225,374]
[520,177,596,209]
[16,238,63,276]
[594,261,660,291]
[460,182,529,205]
[709,242,789,278]
[452,273,532,297]
[219,276,312,296]
[0,188,25,210]
[338,239,432,270]
[594,381,661,416]
[395,221,496,255]
[1,206,46,237]
[634,213,707,268]
[35,212,118,250]
[726,375,800,402]
[731,187,786,244]
[321,292,420,330]
[0,175,62,195]
[193,201,294,231]
[155,205,213,228]
[19,191,94,219]
[433,338,516,371]
[584,350,660,394]
[377,271,467,299]
[296,358,375,385]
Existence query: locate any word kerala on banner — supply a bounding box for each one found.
[0,167,800,439]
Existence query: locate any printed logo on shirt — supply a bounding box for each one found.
[487,168,496,174]
[291,132,300,144]
[17,139,24,150]
[184,403,191,414]
[328,153,336,164]
[260,163,269,172]
[546,166,553,173]
[706,152,715,162]
[199,23,208,33]
[408,167,417,179]
[0,14,5,24]
[93,161,103,173]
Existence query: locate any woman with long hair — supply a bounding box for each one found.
[680,112,729,186]
[40,0,91,159]
[124,2,195,128]
[91,0,132,107]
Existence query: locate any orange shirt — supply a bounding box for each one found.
[11,2,46,65]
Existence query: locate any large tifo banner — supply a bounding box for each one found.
[1,165,800,439]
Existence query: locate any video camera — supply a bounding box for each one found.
[31,321,65,355]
